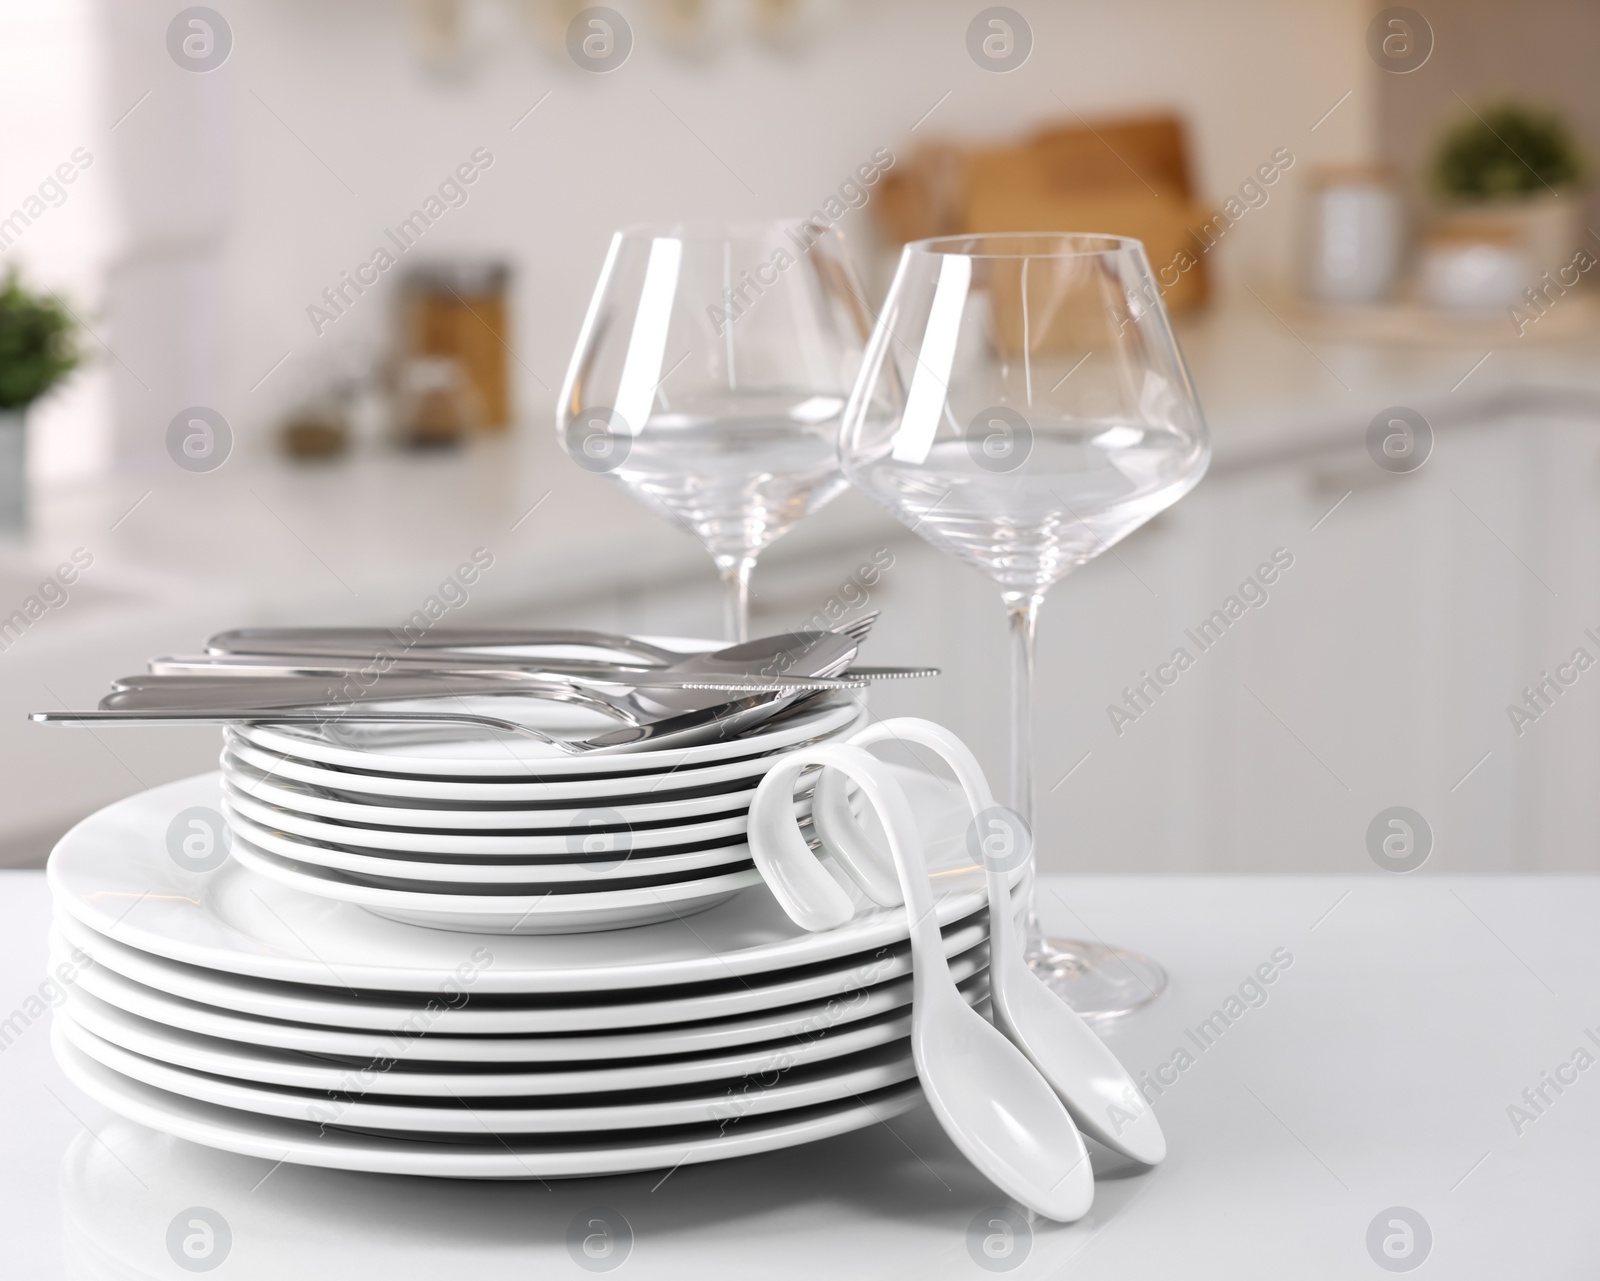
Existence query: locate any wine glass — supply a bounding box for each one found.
[839,233,1211,1019]
[557,220,871,641]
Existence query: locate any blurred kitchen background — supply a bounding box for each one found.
[4,0,1600,876]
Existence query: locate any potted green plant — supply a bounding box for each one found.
[1429,102,1586,280]
[0,269,78,529]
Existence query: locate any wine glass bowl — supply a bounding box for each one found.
[845,233,1208,595]
[559,220,870,639]
[841,232,1211,1018]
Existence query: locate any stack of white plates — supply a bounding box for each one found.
[49,769,1018,1178]
[214,694,867,934]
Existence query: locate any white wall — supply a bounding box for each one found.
[76,0,1377,465]
[0,0,117,481]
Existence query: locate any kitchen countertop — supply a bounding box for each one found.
[11,297,1600,628]
[3,869,1595,1277]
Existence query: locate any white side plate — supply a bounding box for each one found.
[220,782,760,857]
[223,805,759,885]
[224,731,833,802]
[222,758,762,830]
[227,832,764,934]
[237,697,867,777]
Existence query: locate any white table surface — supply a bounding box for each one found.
[3,869,1594,1278]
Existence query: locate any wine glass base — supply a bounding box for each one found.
[1025,936,1168,1021]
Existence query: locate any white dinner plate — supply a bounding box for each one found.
[48,769,1014,993]
[221,759,763,830]
[55,910,989,1034]
[58,1015,918,1133]
[62,973,988,1096]
[223,804,761,886]
[53,1030,924,1178]
[223,739,766,810]
[236,695,867,778]
[224,731,841,804]
[61,942,986,1063]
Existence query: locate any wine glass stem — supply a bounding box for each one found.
[719,557,756,643]
[1004,590,1044,947]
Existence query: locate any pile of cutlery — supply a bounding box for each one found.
[33,613,937,755]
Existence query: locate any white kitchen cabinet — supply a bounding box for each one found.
[638,404,1600,876]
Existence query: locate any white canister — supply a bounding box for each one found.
[1304,166,1405,306]
[1418,222,1529,312]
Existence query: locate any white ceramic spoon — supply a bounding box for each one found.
[749,743,1094,1222]
[812,756,904,907]
[804,719,1166,1166]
